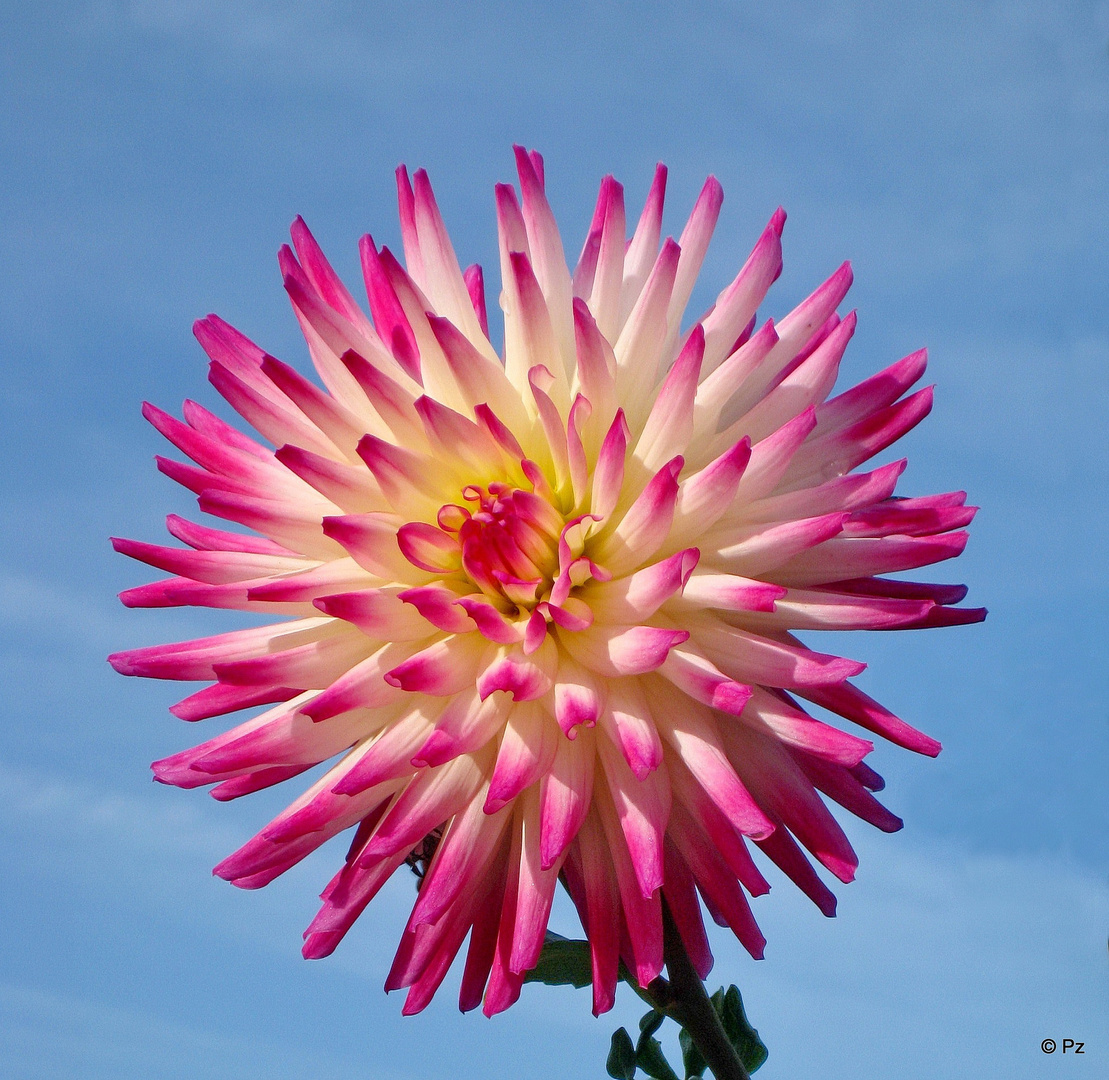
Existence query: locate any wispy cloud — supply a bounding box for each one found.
[0,980,397,1080]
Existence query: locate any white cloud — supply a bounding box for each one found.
[0,981,395,1080]
[2,757,1105,1077]
[722,831,1109,1078]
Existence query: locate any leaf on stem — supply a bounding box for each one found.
[607,1028,638,1079]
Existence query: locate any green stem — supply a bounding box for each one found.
[640,906,752,1080]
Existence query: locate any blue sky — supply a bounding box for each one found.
[1,2,1106,1077]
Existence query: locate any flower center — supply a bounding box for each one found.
[441,483,564,609]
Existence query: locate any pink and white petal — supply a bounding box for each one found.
[482,820,526,1017]
[528,364,570,489]
[705,512,849,579]
[280,250,383,411]
[597,728,671,898]
[727,262,853,419]
[796,681,942,757]
[597,677,663,781]
[585,176,626,343]
[592,778,664,987]
[357,236,423,382]
[567,394,591,507]
[815,348,928,437]
[666,755,770,897]
[539,725,596,869]
[559,623,689,678]
[771,531,969,587]
[312,587,437,640]
[427,315,532,434]
[261,354,372,456]
[165,513,292,555]
[322,512,429,583]
[213,624,374,690]
[721,721,858,883]
[170,681,299,722]
[582,548,700,624]
[274,444,381,513]
[661,839,714,979]
[692,319,780,448]
[591,456,682,577]
[120,575,303,614]
[551,654,603,738]
[730,587,934,631]
[355,434,459,516]
[374,246,475,414]
[109,616,332,682]
[514,145,576,377]
[412,688,508,768]
[299,641,417,722]
[459,846,510,1013]
[205,362,344,462]
[740,687,874,766]
[572,299,618,450]
[290,216,374,334]
[731,407,818,505]
[736,311,857,444]
[510,784,566,973]
[414,395,505,477]
[667,799,766,959]
[484,702,560,813]
[691,618,866,689]
[613,239,681,427]
[395,165,424,283]
[589,410,629,523]
[110,537,308,585]
[463,263,490,339]
[455,595,524,645]
[753,819,837,916]
[841,498,977,539]
[559,814,621,1015]
[396,521,463,574]
[385,633,491,696]
[738,459,905,525]
[302,849,410,959]
[187,697,370,777]
[795,751,903,833]
[619,163,667,323]
[200,489,344,561]
[647,677,773,840]
[247,557,372,604]
[659,645,754,718]
[783,386,934,488]
[477,638,556,703]
[397,582,478,634]
[662,176,724,356]
[338,345,425,444]
[505,253,569,417]
[698,207,785,375]
[410,795,512,928]
[359,749,492,860]
[674,570,786,613]
[410,168,495,353]
[667,438,752,547]
[634,327,704,471]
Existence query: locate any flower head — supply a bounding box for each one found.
[111,149,983,1017]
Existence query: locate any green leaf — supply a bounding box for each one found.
[636,1036,682,1080]
[522,936,592,989]
[717,986,768,1074]
[678,1028,706,1079]
[638,1009,666,1039]
[607,1028,638,1080]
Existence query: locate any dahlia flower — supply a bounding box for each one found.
[110,148,983,1019]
